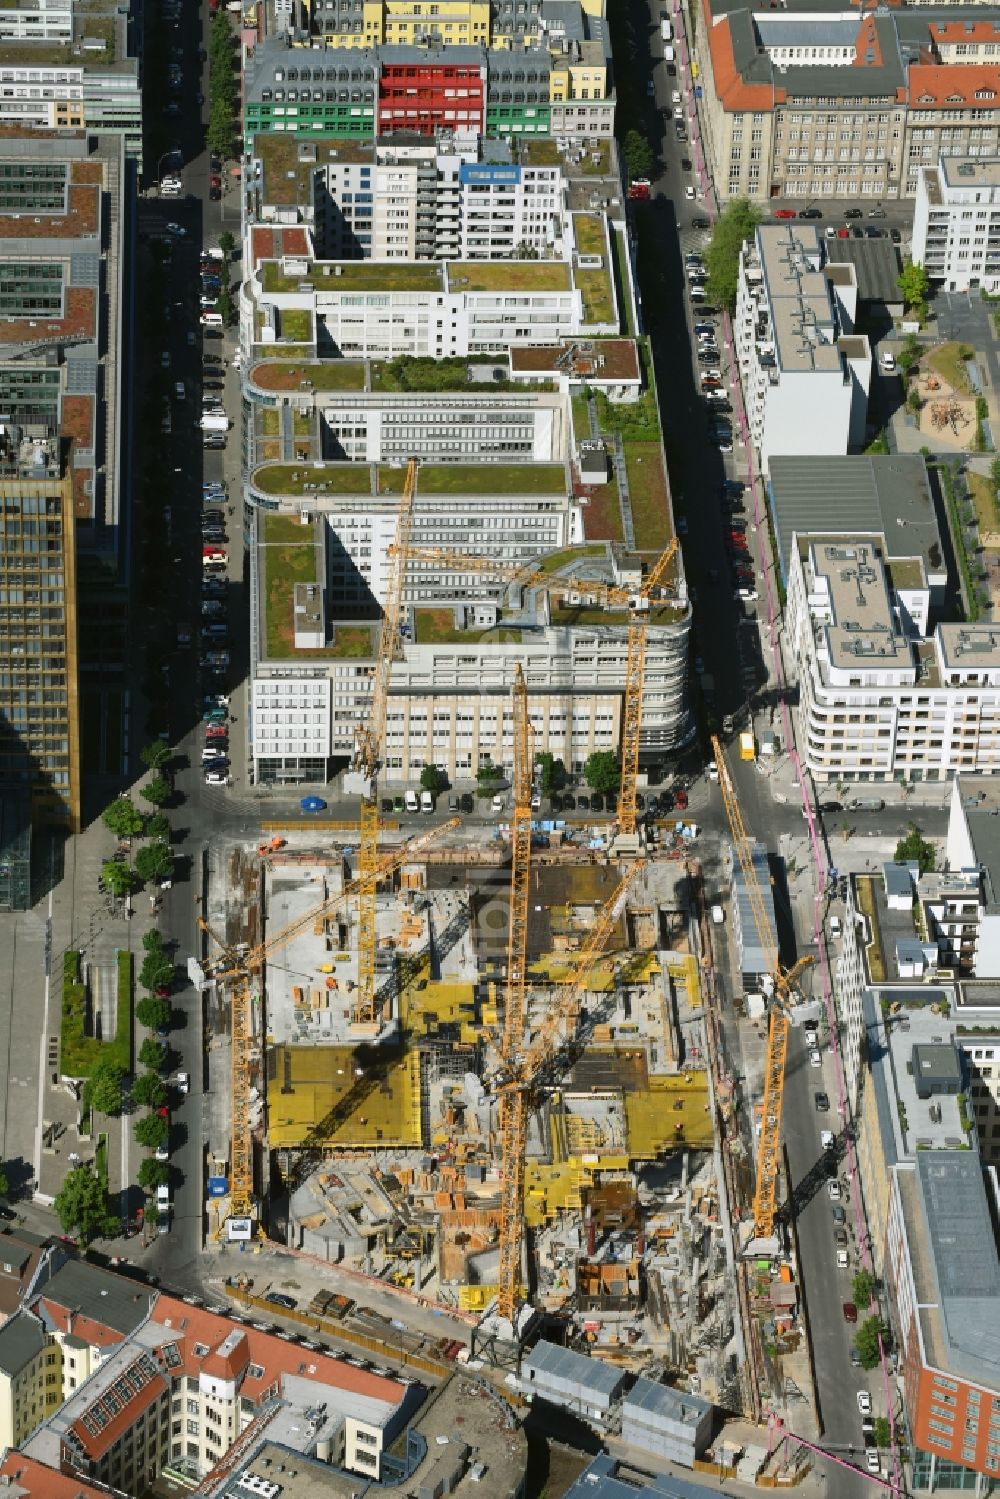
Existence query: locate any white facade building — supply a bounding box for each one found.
[260,137,566,263]
[0,0,73,44]
[786,535,1000,784]
[734,224,871,474]
[912,155,1000,295]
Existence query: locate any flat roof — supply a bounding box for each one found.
[768,453,945,585]
[938,625,1000,670]
[256,134,375,207]
[564,1454,730,1499]
[809,539,913,674]
[509,339,640,383]
[753,224,844,375]
[825,235,903,307]
[862,974,967,1155]
[624,1376,711,1426]
[940,156,1000,192]
[447,261,573,294]
[523,1338,625,1398]
[914,1152,1000,1387]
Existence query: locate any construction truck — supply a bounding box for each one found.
[739,731,756,762]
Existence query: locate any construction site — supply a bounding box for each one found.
[192,462,827,1468]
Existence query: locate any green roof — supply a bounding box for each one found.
[413,608,523,645]
[414,464,566,496]
[261,260,443,294]
[249,360,367,393]
[447,261,572,293]
[260,513,333,658]
[252,463,375,497]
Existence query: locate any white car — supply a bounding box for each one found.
[821,1130,835,1151]
[204,770,228,785]
[708,760,719,782]
[155,1143,169,1162]
[857,1391,873,1416]
[804,1025,818,1047]
[685,185,696,201]
[701,368,723,381]
[156,1183,171,1209]
[866,1451,881,1475]
[736,587,758,602]
[828,1178,842,1201]
[671,89,682,105]
[810,1048,822,1068]
[836,1248,850,1270]
[173,1071,189,1095]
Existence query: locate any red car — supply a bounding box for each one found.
[675,789,689,810]
[843,1302,858,1323]
[205,725,228,740]
[774,208,797,220]
[210,175,222,190]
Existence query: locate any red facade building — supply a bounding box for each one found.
[377,51,486,136]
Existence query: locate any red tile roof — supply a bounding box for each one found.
[908,63,1000,107]
[66,1356,168,1462]
[852,13,884,67]
[928,20,1000,45]
[0,1452,108,1499]
[151,1295,406,1407]
[38,1299,131,1352]
[703,0,783,113]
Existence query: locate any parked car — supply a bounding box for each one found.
[799,207,822,220]
[843,1301,858,1323]
[857,1391,873,1415]
[265,1292,297,1311]
[773,208,796,219]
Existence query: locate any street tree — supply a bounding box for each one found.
[141,774,172,807]
[704,198,765,312]
[101,860,137,898]
[0,1166,9,1198]
[134,1112,168,1150]
[82,1057,127,1117]
[852,1270,877,1308]
[53,1164,113,1246]
[101,797,144,839]
[895,823,936,874]
[872,1417,892,1449]
[137,1157,169,1191]
[419,765,446,795]
[138,1038,167,1071]
[136,996,172,1032]
[621,129,654,183]
[898,259,930,311]
[134,841,174,885]
[856,1315,891,1370]
[145,812,171,842]
[536,752,565,796]
[139,951,173,993]
[142,928,164,953]
[219,231,235,258]
[584,751,620,795]
[132,1073,167,1109]
[139,741,172,772]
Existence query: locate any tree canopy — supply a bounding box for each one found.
[704,198,765,312]
[54,1164,114,1246]
[139,741,172,772]
[139,950,173,993]
[856,1315,890,1370]
[898,259,930,311]
[136,996,172,1033]
[138,1038,167,1072]
[141,774,172,808]
[134,1112,169,1149]
[145,812,171,842]
[135,841,174,885]
[132,1073,167,1109]
[621,129,654,183]
[536,752,565,795]
[137,1157,169,1191]
[584,751,620,795]
[82,1057,127,1118]
[102,798,144,839]
[420,764,446,795]
[894,823,936,875]
[102,860,137,898]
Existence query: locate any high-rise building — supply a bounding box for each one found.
[912,155,1000,295]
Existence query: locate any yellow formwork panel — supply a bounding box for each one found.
[400,978,477,1031]
[625,1073,713,1159]
[267,1045,422,1149]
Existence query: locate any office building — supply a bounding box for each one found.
[694,0,1000,206]
[734,224,870,474]
[0,0,142,165]
[786,535,1000,786]
[912,155,1000,294]
[253,132,565,262]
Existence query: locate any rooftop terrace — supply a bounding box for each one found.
[446,260,572,294]
[261,259,444,295]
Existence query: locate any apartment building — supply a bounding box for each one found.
[253,133,564,261]
[0,1452,108,1499]
[694,0,1000,205]
[376,47,487,134]
[0,2,142,165]
[242,221,617,359]
[0,1312,61,1448]
[16,1264,420,1491]
[786,533,1000,786]
[912,155,1000,294]
[734,224,870,473]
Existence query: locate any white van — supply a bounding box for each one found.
[405,790,419,813]
[201,311,223,328]
[420,789,434,813]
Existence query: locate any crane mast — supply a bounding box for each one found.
[354,457,419,1029]
[710,734,812,1237]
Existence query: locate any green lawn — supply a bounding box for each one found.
[536,544,607,574]
[582,478,624,543]
[262,260,443,294]
[260,408,280,437]
[625,443,673,551]
[330,625,374,658]
[927,341,974,397]
[572,393,592,442]
[574,213,606,258]
[448,261,572,293]
[280,308,313,343]
[253,463,373,496]
[261,514,329,657]
[970,471,999,540]
[576,265,617,327]
[578,140,610,176]
[251,360,366,392]
[415,464,566,495]
[414,608,522,644]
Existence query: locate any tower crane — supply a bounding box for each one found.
[198,818,458,1236]
[352,456,419,1029]
[710,734,813,1238]
[502,664,534,1065]
[397,540,680,839]
[493,860,643,1330]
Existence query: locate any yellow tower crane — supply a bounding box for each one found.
[198,819,457,1236]
[353,457,419,1029]
[710,734,813,1237]
[398,540,679,839]
[494,860,643,1329]
[502,664,534,1064]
